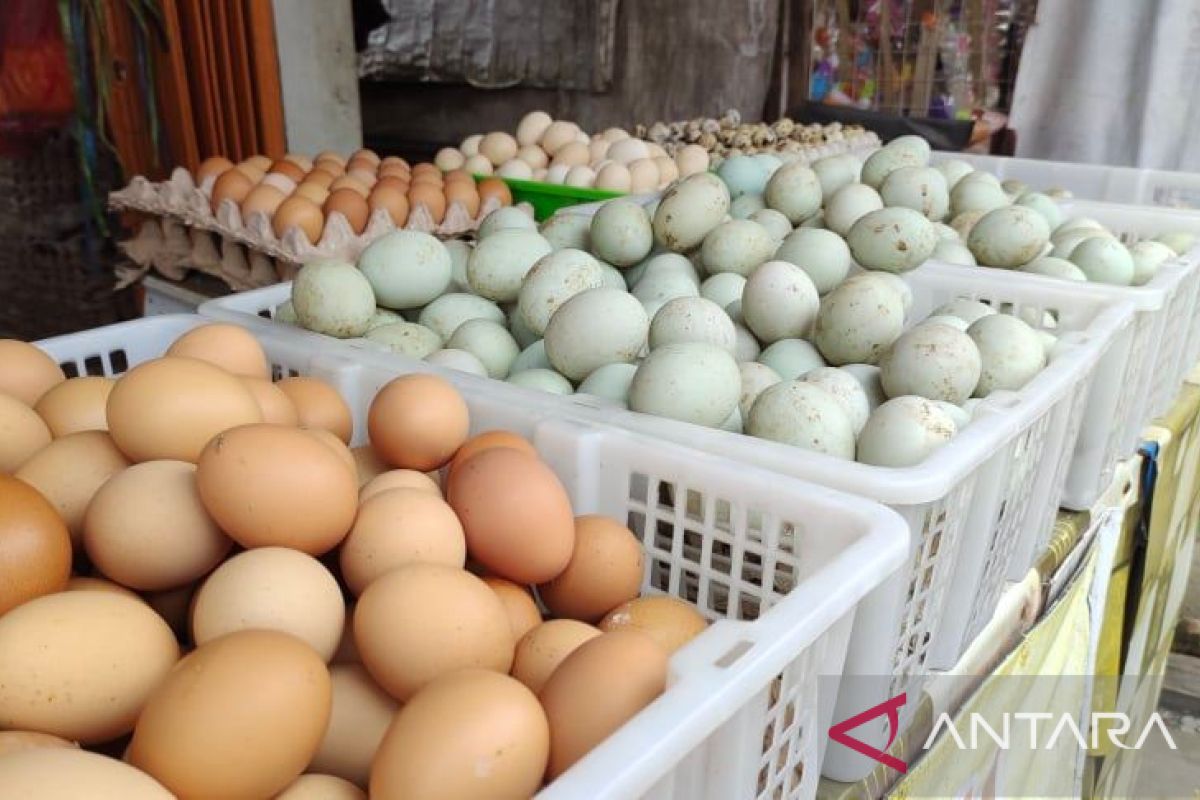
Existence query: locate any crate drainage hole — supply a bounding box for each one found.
[714,640,753,668]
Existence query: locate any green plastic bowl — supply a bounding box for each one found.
[475,175,625,221]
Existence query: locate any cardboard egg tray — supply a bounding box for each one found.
[109,167,529,290]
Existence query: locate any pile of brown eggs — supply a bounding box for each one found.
[0,324,709,799]
[201,150,515,245]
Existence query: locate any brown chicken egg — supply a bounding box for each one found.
[330,174,369,197]
[443,180,480,218]
[407,183,447,224]
[282,152,314,171]
[294,181,330,206]
[381,155,409,170]
[270,158,308,183]
[374,174,409,193]
[354,564,514,700]
[33,376,114,437]
[241,184,287,219]
[196,155,234,183]
[0,339,65,405]
[510,619,602,694]
[360,468,441,502]
[195,423,358,554]
[351,148,381,165]
[105,356,263,463]
[448,429,537,476]
[483,577,543,642]
[0,749,174,798]
[447,447,575,584]
[244,154,273,173]
[127,629,332,799]
[540,631,668,779]
[411,161,441,177]
[368,374,468,471]
[0,392,51,470]
[305,427,356,476]
[83,459,231,591]
[340,488,466,595]
[15,430,130,542]
[144,583,196,642]
[278,774,366,799]
[276,376,353,442]
[240,377,299,425]
[478,176,514,206]
[0,590,180,743]
[0,473,71,616]
[262,172,299,195]
[368,184,409,227]
[599,595,709,654]
[378,162,411,180]
[166,323,270,378]
[236,163,266,183]
[274,195,326,243]
[306,167,338,188]
[538,515,644,622]
[315,149,347,166]
[315,159,347,177]
[369,670,548,799]
[0,730,77,757]
[64,576,139,597]
[309,664,398,786]
[351,445,389,487]
[324,188,371,234]
[347,167,379,189]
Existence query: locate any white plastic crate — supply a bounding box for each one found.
[930,152,1200,210]
[35,314,908,800]
[199,272,1127,780]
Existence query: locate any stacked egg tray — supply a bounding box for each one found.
[923,198,1200,513]
[108,168,529,291]
[198,264,1132,782]
[35,313,908,800]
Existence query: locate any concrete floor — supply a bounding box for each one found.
[1132,707,1200,799]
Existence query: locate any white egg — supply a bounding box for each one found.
[653,156,679,187]
[653,172,731,252]
[364,322,443,358]
[749,208,794,242]
[803,367,870,434]
[292,258,375,338]
[545,164,571,184]
[968,314,1047,395]
[466,229,553,302]
[950,177,1008,218]
[358,230,453,309]
[510,339,552,374]
[757,338,825,380]
[700,272,747,309]
[772,228,853,293]
[700,219,776,276]
[1021,256,1088,282]
[746,380,855,459]
[550,141,590,169]
[435,148,465,171]
[764,162,823,224]
[812,274,906,365]
[742,261,820,344]
[463,154,494,175]
[649,296,737,354]
[879,166,950,221]
[825,183,885,237]
[878,323,982,404]
[516,111,553,146]
[846,207,938,273]
[544,288,649,380]
[629,342,740,427]
[1069,237,1135,285]
[738,361,782,418]
[730,193,767,219]
[628,159,660,194]
[497,159,534,180]
[594,162,633,192]
[934,159,975,189]
[840,363,886,412]
[674,144,710,177]
[478,206,538,238]
[1129,240,1175,285]
[811,154,863,200]
[426,348,488,376]
[417,293,506,341]
[588,138,612,164]
[565,165,596,187]
[931,298,996,326]
[507,368,574,394]
[460,134,483,157]
[933,239,977,266]
[607,138,650,165]
[857,396,956,467]
[445,319,520,378]
[967,206,1051,268]
[577,362,638,406]
[540,212,592,251]
[518,248,606,335]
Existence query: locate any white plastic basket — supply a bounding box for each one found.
[35,315,908,800]
[199,273,1128,779]
[931,152,1200,210]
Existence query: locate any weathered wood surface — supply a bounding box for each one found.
[359,0,782,148]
